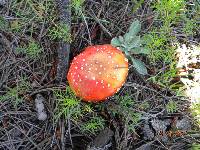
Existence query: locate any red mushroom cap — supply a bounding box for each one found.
[67,44,128,102]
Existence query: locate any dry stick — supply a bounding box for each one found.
[55,1,71,150]
[61,120,66,150]
[56,0,71,83]
[89,9,112,37]
[80,10,92,45]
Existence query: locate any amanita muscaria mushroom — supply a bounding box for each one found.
[67,44,128,102]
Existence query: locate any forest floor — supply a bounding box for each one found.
[0,0,200,150]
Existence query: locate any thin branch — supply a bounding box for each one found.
[55,0,71,83]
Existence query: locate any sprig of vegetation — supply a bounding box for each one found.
[53,87,82,123]
[16,40,43,58]
[48,23,72,43]
[71,0,85,15]
[0,16,9,30]
[111,20,149,75]
[0,77,31,108]
[81,116,105,134]
[190,103,200,126]
[54,87,105,134]
[166,101,178,113]
[108,95,142,133]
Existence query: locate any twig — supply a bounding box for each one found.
[67,113,73,148]
[55,0,71,83]
[61,120,65,150]
[89,9,112,37]
[81,10,92,45]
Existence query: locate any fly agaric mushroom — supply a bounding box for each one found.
[67,44,128,102]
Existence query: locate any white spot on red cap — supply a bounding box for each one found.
[108,84,110,87]
[83,59,85,61]
[81,67,83,70]
[89,68,91,70]
[99,72,102,74]
[75,67,78,69]
[92,77,95,80]
[108,56,111,58]
[100,65,103,67]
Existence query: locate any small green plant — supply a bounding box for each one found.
[16,40,43,58]
[54,87,82,123]
[110,95,142,133]
[166,101,178,113]
[81,116,105,134]
[138,101,150,110]
[0,16,9,30]
[190,102,200,126]
[111,20,149,75]
[148,61,178,88]
[48,23,71,42]
[151,0,185,34]
[143,31,176,63]
[71,0,85,15]
[131,0,145,13]
[0,77,31,108]
[190,143,200,150]
[54,87,105,134]
[183,18,196,36]
[8,0,56,35]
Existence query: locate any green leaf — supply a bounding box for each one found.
[130,47,150,54]
[140,48,150,54]
[128,36,141,48]
[131,58,148,75]
[119,36,124,43]
[124,32,135,43]
[130,48,141,54]
[111,37,121,47]
[128,20,141,36]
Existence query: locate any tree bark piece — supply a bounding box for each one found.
[56,0,71,83]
